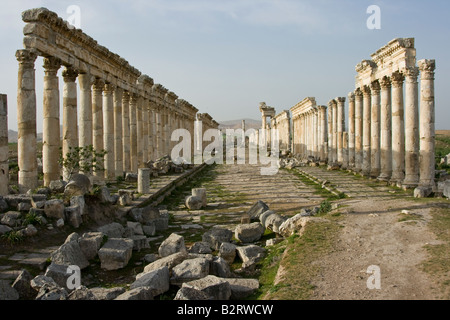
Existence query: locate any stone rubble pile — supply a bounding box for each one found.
[145,155,195,177]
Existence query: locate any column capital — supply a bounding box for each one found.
[93,78,105,92]
[362,85,371,96]
[348,92,355,102]
[336,97,346,103]
[16,49,38,66]
[43,56,62,74]
[380,76,391,89]
[354,88,363,97]
[404,66,419,81]
[370,80,381,94]
[62,67,79,83]
[328,99,337,107]
[418,59,436,80]
[391,71,405,88]
[122,91,131,103]
[103,83,115,94]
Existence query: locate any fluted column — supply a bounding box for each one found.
[114,87,123,177]
[337,97,345,165]
[62,67,79,181]
[103,83,115,179]
[402,67,420,189]
[348,93,355,169]
[362,85,372,177]
[122,92,131,173]
[378,76,392,182]
[130,94,138,172]
[78,73,93,149]
[16,50,38,192]
[92,78,105,179]
[142,99,149,165]
[390,71,405,186]
[42,57,61,186]
[418,59,436,189]
[370,81,381,178]
[137,96,144,167]
[354,88,363,173]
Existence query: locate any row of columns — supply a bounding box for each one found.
[345,60,436,190]
[15,49,201,192]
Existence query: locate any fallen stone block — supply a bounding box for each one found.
[132,266,170,296]
[235,222,265,243]
[182,275,231,300]
[158,233,187,257]
[98,238,134,271]
[171,258,210,285]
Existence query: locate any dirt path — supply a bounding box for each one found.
[300,166,445,300]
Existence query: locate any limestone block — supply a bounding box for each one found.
[138,168,151,194]
[202,227,233,250]
[158,233,187,257]
[181,275,231,301]
[132,266,170,296]
[236,245,266,270]
[247,200,270,221]
[0,280,19,301]
[130,235,150,251]
[65,205,82,228]
[1,211,22,227]
[143,252,188,274]
[64,174,91,197]
[98,238,134,271]
[235,222,265,243]
[50,239,90,270]
[185,195,203,210]
[189,242,212,254]
[90,287,126,300]
[44,199,65,220]
[170,258,210,286]
[12,269,36,300]
[210,256,233,278]
[78,232,105,260]
[224,278,260,300]
[114,287,154,300]
[192,188,207,207]
[173,287,211,300]
[67,286,96,300]
[97,222,124,238]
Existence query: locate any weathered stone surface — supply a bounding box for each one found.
[219,242,237,265]
[35,283,68,300]
[98,238,134,271]
[143,252,188,274]
[65,232,80,243]
[171,258,210,285]
[50,239,90,270]
[23,224,38,237]
[414,186,433,198]
[3,195,32,210]
[1,211,22,227]
[115,287,154,300]
[182,275,232,300]
[185,195,203,210]
[44,263,73,289]
[278,215,328,238]
[444,180,450,199]
[125,172,138,182]
[259,210,276,228]
[192,188,207,207]
[67,286,96,300]
[235,222,265,243]
[65,205,82,228]
[142,224,156,237]
[56,218,65,228]
[0,197,8,212]
[0,224,12,235]
[202,227,233,250]
[127,221,144,235]
[64,174,91,197]
[70,196,86,216]
[0,280,19,300]
[224,278,260,300]
[49,180,67,193]
[132,266,170,296]
[30,275,58,291]
[12,269,36,300]
[130,235,150,251]
[210,256,233,278]
[129,206,160,224]
[44,199,65,220]
[17,202,31,212]
[265,214,286,233]
[236,245,266,270]
[90,287,126,300]
[97,222,124,238]
[78,232,105,260]
[189,242,212,254]
[158,233,187,257]
[173,287,211,300]
[248,200,270,221]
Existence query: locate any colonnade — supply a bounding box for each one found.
[14,8,216,192]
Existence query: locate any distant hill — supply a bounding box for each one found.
[218,118,262,130]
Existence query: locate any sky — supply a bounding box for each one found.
[1,0,449,133]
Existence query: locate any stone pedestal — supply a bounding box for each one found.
[138,168,150,194]
[42,57,62,186]
[0,94,8,196]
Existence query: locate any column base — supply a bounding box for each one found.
[402,177,419,191]
[414,186,433,198]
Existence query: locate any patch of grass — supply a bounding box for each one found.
[1,230,25,245]
[285,168,341,201]
[421,207,450,299]
[253,218,341,300]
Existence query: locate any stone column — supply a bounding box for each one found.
[390,71,405,186]
[122,92,131,173]
[378,76,392,181]
[402,67,420,189]
[348,92,355,169]
[130,94,138,172]
[78,73,93,148]
[370,81,381,178]
[92,78,105,178]
[103,83,115,180]
[362,85,372,177]
[332,101,338,164]
[320,106,328,161]
[62,67,79,181]
[417,59,436,190]
[313,110,318,160]
[337,97,345,165]
[342,132,349,170]
[137,96,144,167]
[155,106,162,159]
[114,87,123,177]
[327,106,333,163]
[16,50,38,192]
[42,57,61,186]
[142,99,149,165]
[148,104,155,161]
[354,88,363,173]
[138,168,150,194]
[0,94,8,196]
